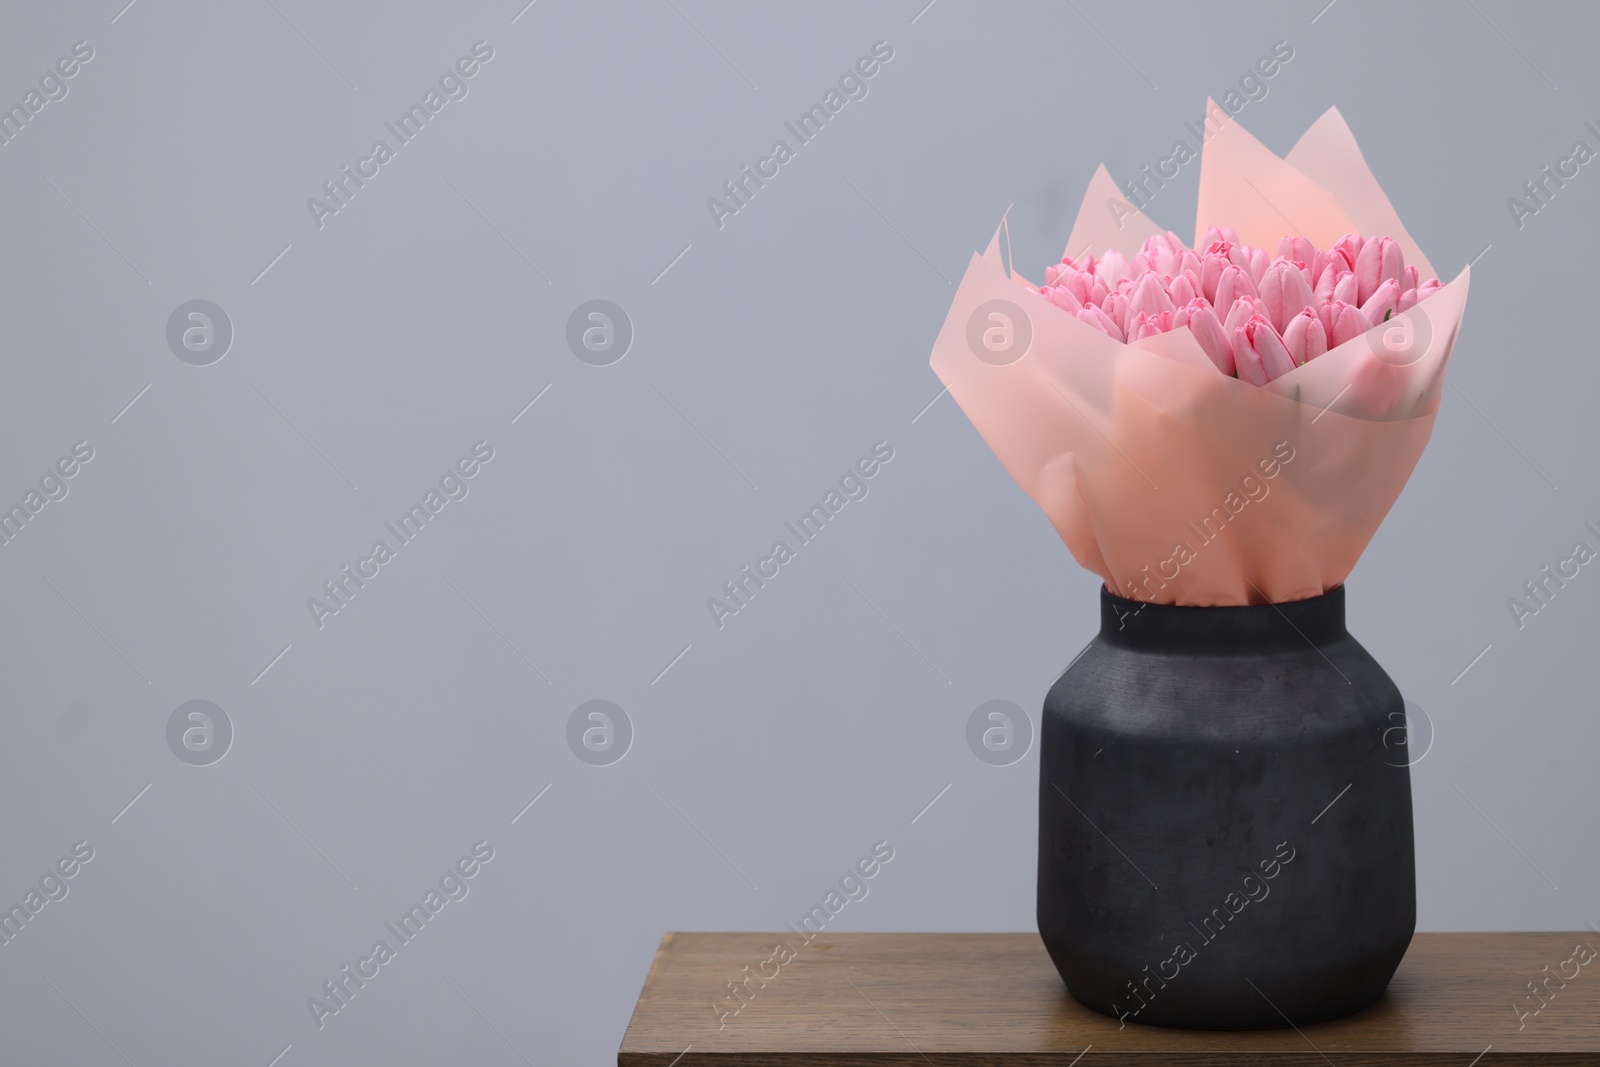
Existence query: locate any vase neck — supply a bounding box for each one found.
[1098,585,1347,653]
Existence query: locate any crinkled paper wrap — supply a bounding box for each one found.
[930,105,1470,606]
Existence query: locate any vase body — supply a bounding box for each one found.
[1037,585,1415,1030]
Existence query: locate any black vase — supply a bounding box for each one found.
[1036,584,1415,1030]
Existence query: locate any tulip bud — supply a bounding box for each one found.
[1214,265,1258,309]
[1276,235,1316,266]
[1360,277,1402,327]
[1128,311,1174,342]
[1127,272,1177,320]
[1331,233,1364,273]
[1282,308,1329,366]
[1321,300,1370,348]
[1259,261,1316,333]
[1379,238,1404,290]
[1139,232,1183,276]
[1102,290,1129,333]
[1232,315,1296,385]
[1216,295,1254,337]
[1041,284,1084,315]
[1200,253,1229,303]
[1200,225,1241,250]
[1096,248,1130,287]
[1057,269,1088,305]
[1077,304,1125,342]
[1312,263,1340,305]
[1222,295,1261,337]
[1353,236,1401,305]
[1246,247,1270,286]
[1175,300,1234,375]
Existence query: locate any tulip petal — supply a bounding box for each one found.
[1077,305,1125,342]
[1361,277,1401,327]
[1042,285,1084,314]
[1178,300,1235,376]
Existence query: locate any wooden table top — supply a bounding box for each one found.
[619,931,1600,1065]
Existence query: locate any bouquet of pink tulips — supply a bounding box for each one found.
[929,104,1470,606]
[1039,229,1443,386]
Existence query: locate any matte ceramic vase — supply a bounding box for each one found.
[1036,585,1416,1030]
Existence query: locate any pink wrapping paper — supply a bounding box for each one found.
[929,105,1470,606]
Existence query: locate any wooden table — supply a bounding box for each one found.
[619,932,1600,1065]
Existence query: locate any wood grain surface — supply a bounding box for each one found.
[618,931,1600,1065]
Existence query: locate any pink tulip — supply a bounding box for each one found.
[1151,230,1185,254]
[1360,277,1402,327]
[1312,263,1340,305]
[1062,252,1093,274]
[1332,270,1359,305]
[1352,238,1381,304]
[1095,248,1130,287]
[1129,311,1175,342]
[1380,239,1404,289]
[1398,278,1443,316]
[1233,316,1296,385]
[1353,236,1402,304]
[1213,265,1258,310]
[1175,300,1234,375]
[1042,284,1083,314]
[1056,269,1089,305]
[1077,304,1125,342]
[1277,235,1317,266]
[1135,231,1186,276]
[1282,308,1329,366]
[1127,272,1176,320]
[1331,234,1364,272]
[1246,246,1270,287]
[1258,261,1316,333]
[1321,300,1370,348]
[1102,290,1129,332]
[1199,253,1228,303]
[1168,272,1198,306]
[1204,240,1251,274]
[1222,295,1260,337]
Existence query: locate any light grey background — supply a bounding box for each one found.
[1,0,1595,1063]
